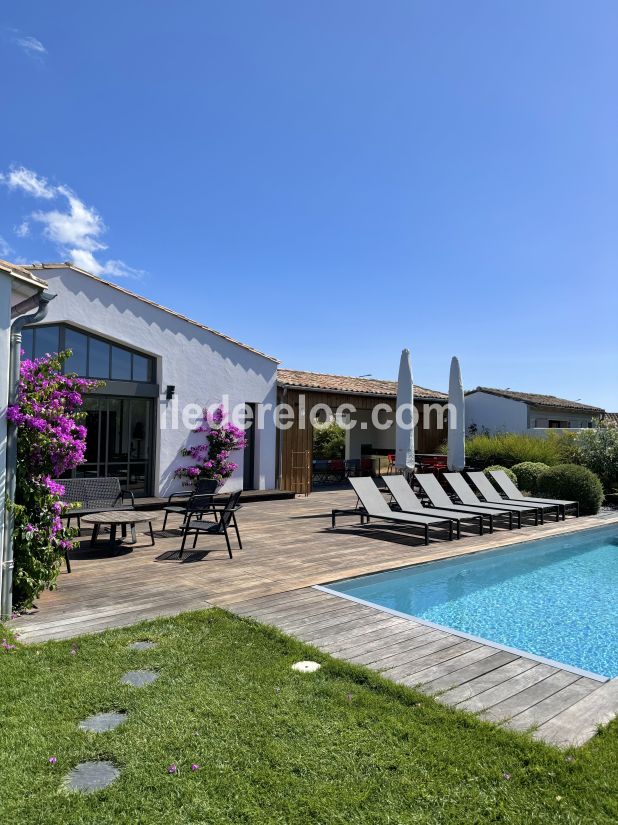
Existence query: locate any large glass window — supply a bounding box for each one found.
[22,323,155,382]
[78,396,102,478]
[64,328,88,376]
[71,396,153,495]
[20,328,34,360]
[111,346,132,380]
[33,325,60,359]
[23,323,156,496]
[88,338,110,379]
[129,398,151,490]
[132,353,151,382]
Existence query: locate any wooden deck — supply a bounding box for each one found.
[9,489,618,747]
[228,587,616,748]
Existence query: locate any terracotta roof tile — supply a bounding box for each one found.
[468,386,604,413]
[277,368,447,400]
[0,258,47,288]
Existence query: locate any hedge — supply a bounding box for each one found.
[537,464,604,516]
[511,462,549,494]
[465,433,563,467]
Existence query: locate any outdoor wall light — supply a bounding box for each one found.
[165,385,176,400]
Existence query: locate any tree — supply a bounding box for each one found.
[313,423,345,459]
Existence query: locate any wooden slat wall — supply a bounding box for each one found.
[278,388,447,493]
[279,390,313,494]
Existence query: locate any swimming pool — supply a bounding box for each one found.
[321,524,618,679]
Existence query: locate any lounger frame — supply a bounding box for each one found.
[331,478,455,545]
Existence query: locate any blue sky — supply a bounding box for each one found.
[1,2,617,408]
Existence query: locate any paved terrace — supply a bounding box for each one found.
[9,489,618,748]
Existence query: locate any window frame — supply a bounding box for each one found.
[22,322,155,383]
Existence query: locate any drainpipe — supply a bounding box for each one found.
[1,290,56,620]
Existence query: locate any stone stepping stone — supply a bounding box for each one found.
[120,670,158,687]
[291,660,321,673]
[128,641,157,650]
[64,760,119,793]
[78,711,127,733]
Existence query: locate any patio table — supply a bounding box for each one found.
[81,510,159,549]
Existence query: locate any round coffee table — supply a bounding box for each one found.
[81,511,160,549]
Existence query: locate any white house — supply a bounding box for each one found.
[22,263,279,496]
[465,387,604,436]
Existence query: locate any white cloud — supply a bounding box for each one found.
[15,35,46,58]
[96,258,146,279]
[0,166,55,199]
[14,221,30,237]
[0,235,14,258]
[33,187,106,250]
[68,249,146,279]
[0,165,144,278]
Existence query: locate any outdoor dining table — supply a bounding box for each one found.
[81,510,159,549]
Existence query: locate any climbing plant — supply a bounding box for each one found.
[174,404,247,486]
[7,351,99,609]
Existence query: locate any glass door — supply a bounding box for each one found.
[243,403,257,490]
[128,398,151,493]
[71,396,154,495]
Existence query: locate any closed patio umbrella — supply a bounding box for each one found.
[447,355,466,472]
[395,348,415,472]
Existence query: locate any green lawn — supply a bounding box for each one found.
[1,609,616,824]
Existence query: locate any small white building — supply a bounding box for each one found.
[465,387,604,436]
[22,263,279,496]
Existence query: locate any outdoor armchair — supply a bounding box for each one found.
[179,490,242,559]
[162,479,219,530]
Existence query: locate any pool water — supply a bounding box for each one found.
[324,524,618,679]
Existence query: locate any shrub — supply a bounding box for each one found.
[511,462,549,494]
[574,427,618,492]
[483,465,517,488]
[549,430,582,465]
[7,351,99,609]
[465,432,562,467]
[314,423,346,459]
[537,464,604,516]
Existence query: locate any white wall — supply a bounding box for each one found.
[466,392,597,436]
[36,267,278,494]
[0,272,12,604]
[465,392,528,435]
[527,407,595,429]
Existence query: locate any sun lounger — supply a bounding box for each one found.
[466,472,561,523]
[331,477,455,544]
[437,471,542,526]
[383,475,486,535]
[415,473,521,529]
[443,472,546,524]
[489,470,579,519]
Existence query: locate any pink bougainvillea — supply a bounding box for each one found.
[174,404,247,486]
[7,350,100,609]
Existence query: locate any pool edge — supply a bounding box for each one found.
[314,584,609,683]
